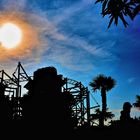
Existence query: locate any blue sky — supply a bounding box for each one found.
[0,0,140,119]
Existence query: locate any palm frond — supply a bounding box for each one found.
[95,0,140,28]
[133,95,140,109]
[89,74,116,92]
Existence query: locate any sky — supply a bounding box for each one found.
[0,0,140,120]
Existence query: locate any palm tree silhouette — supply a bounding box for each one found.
[89,74,116,127]
[95,0,139,28]
[133,95,140,110]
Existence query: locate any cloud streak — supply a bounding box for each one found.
[128,77,136,84]
[0,0,118,74]
[2,0,27,11]
[43,31,117,72]
[42,1,118,71]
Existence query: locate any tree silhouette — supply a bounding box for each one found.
[95,0,140,28]
[120,102,132,121]
[133,95,140,110]
[90,108,115,126]
[89,74,116,127]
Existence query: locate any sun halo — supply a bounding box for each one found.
[0,22,22,49]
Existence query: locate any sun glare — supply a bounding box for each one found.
[0,23,22,49]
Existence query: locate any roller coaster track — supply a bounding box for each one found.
[0,62,100,126]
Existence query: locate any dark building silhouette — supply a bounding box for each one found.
[21,67,76,132]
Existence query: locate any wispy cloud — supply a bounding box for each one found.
[67,36,117,59]
[51,0,91,25]
[2,0,27,11]
[43,32,117,72]
[46,44,94,71]
[40,0,118,71]
[0,0,118,73]
[128,77,136,84]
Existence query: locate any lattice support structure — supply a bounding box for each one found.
[0,62,99,125]
[62,78,91,126]
[0,70,17,98]
[0,62,30,120]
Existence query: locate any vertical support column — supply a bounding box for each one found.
[14,62,21,120]
[1,70,4,84]
[65,78,68,92]
[18,64,20,97]
[16,62,21,98]
[80,82,84,125]
[0,70,5,96]
[86,88,90,127]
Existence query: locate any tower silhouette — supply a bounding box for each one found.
[21,67,75,132]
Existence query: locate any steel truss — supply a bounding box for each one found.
[62,78,91,126]
[0,62,30,119]
[0,62,99,126]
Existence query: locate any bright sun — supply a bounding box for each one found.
[0,23,22,49]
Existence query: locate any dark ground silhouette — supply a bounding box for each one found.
[0,66,140,138]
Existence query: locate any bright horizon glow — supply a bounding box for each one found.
[0,23,22,49]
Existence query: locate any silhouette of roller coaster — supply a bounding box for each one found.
[0,62,99,127]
